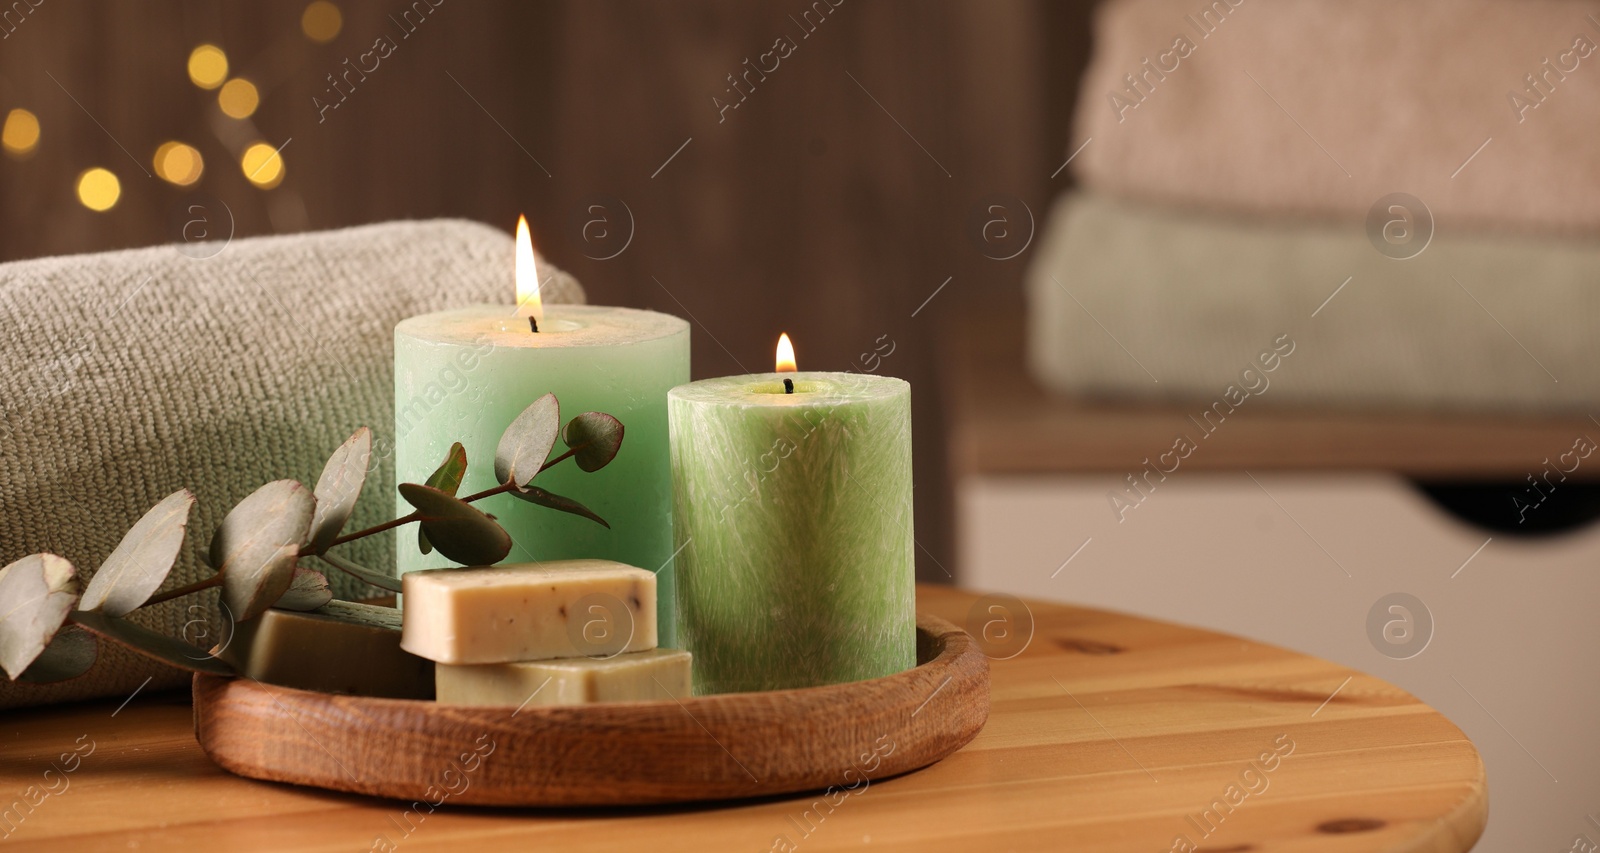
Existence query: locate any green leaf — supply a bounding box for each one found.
[399,482,513,565]
[315,553,402,594]
[420,442,467,555]
[562,412,625,472]
[0,554,78,679]
[494,393,560,488]
[212,480,315,622]
[79,489,195,617]
[424,441,468,495]
[273,566,332,611]
[510,485,610,528]
[17,626,98,684]
[70,611,234,676]
[306,427,372,554]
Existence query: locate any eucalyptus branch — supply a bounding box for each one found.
[456,481,519,504]
[311,510,420,554]
[141,573,223,608]
[310,445,589,553]
[0,395,626,686]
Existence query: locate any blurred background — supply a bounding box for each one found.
[4,1,1600,849]
[0,0,1092,592]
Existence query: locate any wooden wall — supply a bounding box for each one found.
[0,0,1096,580]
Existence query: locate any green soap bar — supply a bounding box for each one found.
[669,371,916,694]
[217,601,434,699]
[436,649,692,707]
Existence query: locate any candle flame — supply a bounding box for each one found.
[515,214,543,323]
[775,333,797,373]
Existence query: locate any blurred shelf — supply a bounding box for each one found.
[944,306,1598,480]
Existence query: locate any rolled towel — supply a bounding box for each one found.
[0,220,583,709]
[1027,192,1600,412]
[1071,0,1600,235]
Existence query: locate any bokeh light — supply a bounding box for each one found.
[218,78,259,119]
[187,44,229,89]
[153,141,204,186]
[76,168,121,212]
[301,1,342,43]
[241,142,285,189]
[2,109,40,158]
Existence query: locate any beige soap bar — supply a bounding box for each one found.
[436,649,692,707]
[401,560,657,664]
[216,601,434,699]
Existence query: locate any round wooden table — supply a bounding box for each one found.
[0,586,1487,851]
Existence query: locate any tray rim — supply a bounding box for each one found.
[192,612,990,806]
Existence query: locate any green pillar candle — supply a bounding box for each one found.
[394,304,689,646]
[669,369,915,693]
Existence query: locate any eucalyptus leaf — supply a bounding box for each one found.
[79,489,195,617]
[17,626,98,684]
[211,480,315,622]
[420,442,467,555]
[306,427,372,554]
[510,485,611,528]
[398,482,513,565]
[562,412,625,472]
[273,566,333,611]
[494,393,559,488]
[315,553,402,594]
[70,611,234,676]
[0,554,78,679]
[424,442,468,495]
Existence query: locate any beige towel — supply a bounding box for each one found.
[1028,192,1600,411]
[1072,0,1600,234]
[0,220,583,708]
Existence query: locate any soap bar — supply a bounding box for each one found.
[216,601,433,699]
[401,560,657,664]
[436,649,692,708]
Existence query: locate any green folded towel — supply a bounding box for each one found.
[1028,192,1600,412]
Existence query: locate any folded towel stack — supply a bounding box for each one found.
[1028,0,1600,412]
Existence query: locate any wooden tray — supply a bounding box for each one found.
[192,614,988,806]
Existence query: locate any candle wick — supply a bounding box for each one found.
[783,377,794,394]
[528,316,540,334]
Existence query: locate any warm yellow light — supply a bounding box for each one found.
[301,1,342,43]
[776,333,797,373]
[241,142,284,189]
[153,141,204,186]
[218,78,259,119]
[187,44,229,90]
[515,214,544,324]
[76,167,120,212]
[2,109,40,158]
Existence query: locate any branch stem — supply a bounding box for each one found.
[459,453,573,503]
[299,451,580,554]
[311,511,420,554]
[458,481,517,503]
[141,574,223,608]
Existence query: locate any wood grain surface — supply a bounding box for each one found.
[0,585,1485,851]
[192,615,987,806]
[946,305,1600,481]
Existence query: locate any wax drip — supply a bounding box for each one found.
[528,316,539,333]
[783,378,794,394]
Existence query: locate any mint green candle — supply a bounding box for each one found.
[669,370,915,693]
[394,304,689,646]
